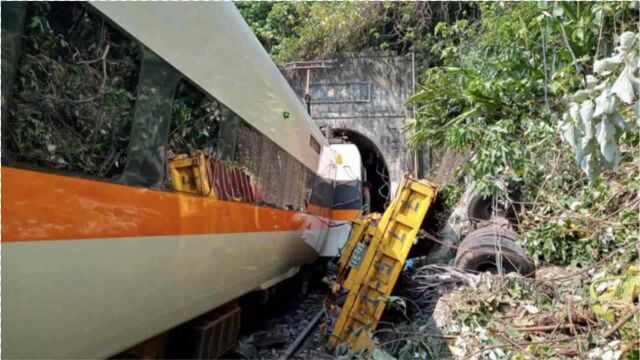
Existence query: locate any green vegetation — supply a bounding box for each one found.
[237,2,475,65]
[240,3,639,358]
[404,2,639,268]
[7,2,139,177]
[239,0,639,266]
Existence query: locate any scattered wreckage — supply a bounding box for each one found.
[321,176,541,357]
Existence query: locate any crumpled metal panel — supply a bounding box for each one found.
[263,143,286,208]
[234,123,262,180]
[257,139,275,206]
[281,157,297,210]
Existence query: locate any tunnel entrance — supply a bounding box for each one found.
[332,129,390,213]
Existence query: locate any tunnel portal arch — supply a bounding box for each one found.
[332,128,390,212]
[281,53,420,199]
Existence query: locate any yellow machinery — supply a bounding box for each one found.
[169,151,214,196]
[325,175,437,352]
[169,151,262,203]
[332,213,381,291]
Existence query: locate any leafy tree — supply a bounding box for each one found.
[237,2,639,266]
[237,2,476,65]
[407,2,638,195]
[405,2,638,265]
[561,31,638,181]
[235,2,303,61]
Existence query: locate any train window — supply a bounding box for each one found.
[168,80,223,156]
[166,79,252,195]
[3,2,141,178]
[216,108,241,161]
[309,136,321,154]
[1,2,27,142]
[305,166,334,217]
[167,79,241,159]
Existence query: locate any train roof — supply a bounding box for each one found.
[91,2,327,171]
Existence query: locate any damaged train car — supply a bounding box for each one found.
[1,2,357,358]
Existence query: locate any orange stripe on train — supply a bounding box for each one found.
[330,209,360,222]
[1,167,327,242]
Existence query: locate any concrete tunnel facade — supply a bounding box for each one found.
[281,52,425,201]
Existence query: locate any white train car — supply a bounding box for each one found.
[320,144,364,257]
[1,2,337,358]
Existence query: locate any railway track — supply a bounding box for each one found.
[230,279,331,360]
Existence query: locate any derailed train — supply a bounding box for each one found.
[1,2,364,358]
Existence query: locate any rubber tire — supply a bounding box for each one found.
[455,226,535,277]
[467,194,494,221]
